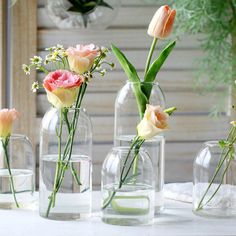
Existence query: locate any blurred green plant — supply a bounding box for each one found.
[153,0,236,115]
[67,0,113,27]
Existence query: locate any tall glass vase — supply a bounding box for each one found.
[193,141,236,217]
[114,81,165,213]
[0,134,36,209]
[39,107,92,220]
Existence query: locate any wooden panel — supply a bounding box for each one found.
[38,29,201,50]
[38,0,164,7]
[38,6,158,29]
[37,71,225,92]
[36,115,228,143]
[37,90,227,116]
[37,49,202,71]
[0,0,7,108]
[11,0,37,144]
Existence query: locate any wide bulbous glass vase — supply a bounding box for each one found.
[45,0,121,30]
[0,134,36,209]
[101,147,155,226]
[193,141,236,218]
[39,107,92,220]
[114,81,165,213]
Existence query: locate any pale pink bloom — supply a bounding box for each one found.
[148,5,176,39]
[137,105,169,140]
[66,44,100,74]
[0,109,19,138]
[43,70,83,108]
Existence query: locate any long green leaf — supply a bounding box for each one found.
[111,44,140,83]
[142,41,176,100]
[111,44,148,117]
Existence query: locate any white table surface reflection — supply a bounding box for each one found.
[0,191,235,236]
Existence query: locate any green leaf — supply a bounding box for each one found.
[111,44,140,83]
[111,44,148,117]
[219,139,227,149]
[142,41,176,100]
[98,0,113,9]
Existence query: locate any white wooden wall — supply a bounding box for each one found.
[36,0,228,188]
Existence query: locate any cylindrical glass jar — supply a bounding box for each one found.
[193,141,236,217]
[45,0,121,30]
[39,107,92,220]
[101,147,155,226]
[0,134,36,209]
[114,81,165,213]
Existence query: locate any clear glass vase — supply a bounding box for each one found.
[0,134,36,209]
[101,147,155,226]
[114,81,165,213]
[39,107,92,220]
[193,141,236,218]
[45,0,121,30]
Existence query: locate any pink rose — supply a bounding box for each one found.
[43,70,83,108]
[148,5,176,39]
[66,44,100,74]
[0,108,19,138]
[137,105,169,140]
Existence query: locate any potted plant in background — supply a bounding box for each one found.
[45,0,121,29]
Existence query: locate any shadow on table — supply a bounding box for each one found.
[153,208,193,225]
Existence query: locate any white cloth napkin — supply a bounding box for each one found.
[164,182,193,203]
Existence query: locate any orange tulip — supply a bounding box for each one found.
[148,5,176,39]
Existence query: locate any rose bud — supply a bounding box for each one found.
[43,70,83,109]
[137,105,169,140]
[66,44,100,74]
[0,108,19,138]
[148,5,176,39]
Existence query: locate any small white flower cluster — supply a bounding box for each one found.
[31,81,40,93]
[45,44,67,65]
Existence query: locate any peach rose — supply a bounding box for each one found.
[148,5,176,39]
[43,70,83,108]
[137,105,169,140]
[66,44,100,74]
[0,108,19,138]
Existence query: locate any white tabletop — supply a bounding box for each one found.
[0,191,235,236]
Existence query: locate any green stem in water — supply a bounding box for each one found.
[45,108,63,217]
[196,127,236,211]
[102,137,145,210]
[1,138,19,208]
[144,38,157,75]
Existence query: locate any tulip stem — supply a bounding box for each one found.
[1,138,19,208]
[145,38,157,76]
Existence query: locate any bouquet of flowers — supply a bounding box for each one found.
[23,44,113,217]
[102,5,177,209]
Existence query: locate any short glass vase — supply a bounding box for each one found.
[0,134,36,209]
[39,107,92,220]
[193,141,236,218]
[101,147,155,226]
[114,81,165,213]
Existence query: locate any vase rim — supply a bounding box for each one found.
[204,140,236,147]
[125,80,160,85]
[112,146,147,153]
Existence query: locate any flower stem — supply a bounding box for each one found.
[1,138,19,208]
[144,38,157,75]
[196,128,236,211]
[102,137,145,210]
